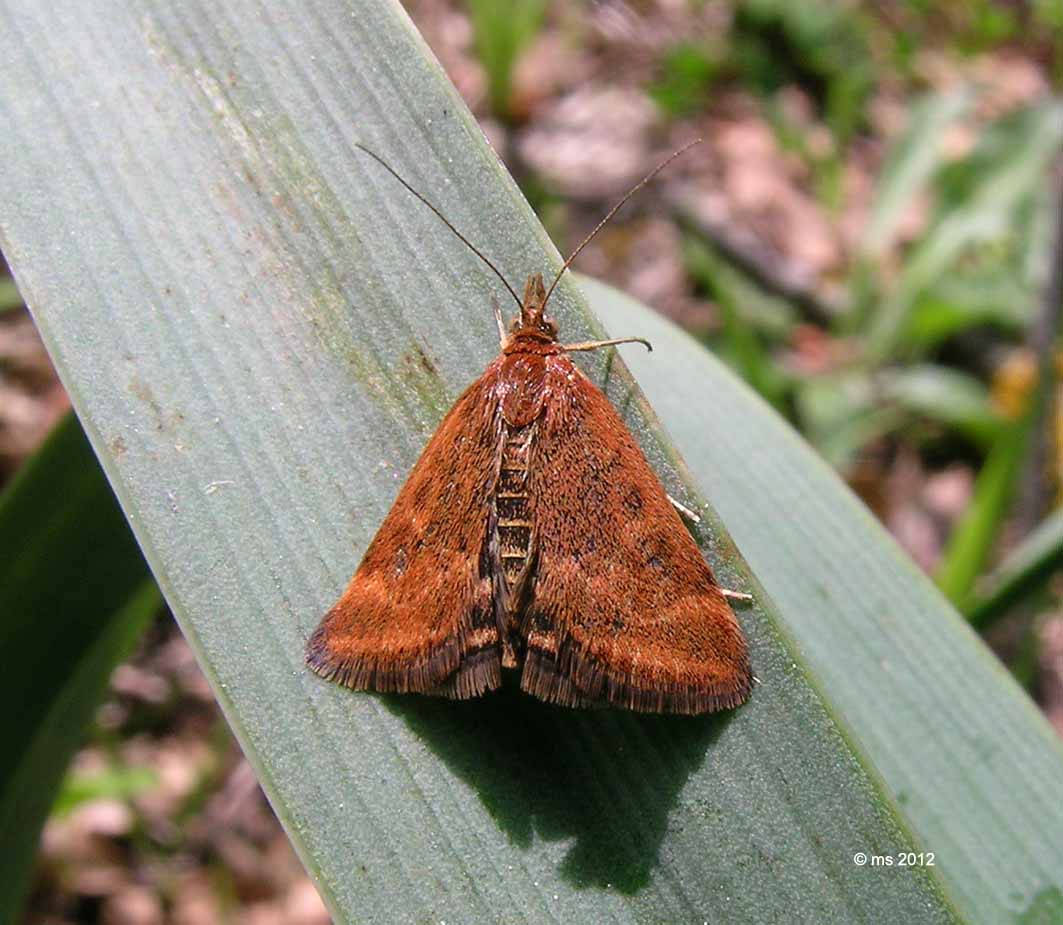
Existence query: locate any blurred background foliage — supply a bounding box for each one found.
[2,0,1061,921]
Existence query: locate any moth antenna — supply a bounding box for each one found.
[542,138,703,309]
[561,336,652,353]
[354,143,523,310]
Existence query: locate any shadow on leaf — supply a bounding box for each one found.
[387,684,732,893]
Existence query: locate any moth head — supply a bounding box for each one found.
[512,273,558,341]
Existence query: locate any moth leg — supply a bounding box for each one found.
[668,495,753,604]
[493,296,507,347]
[560,336,652,353]
[667,493,701,524]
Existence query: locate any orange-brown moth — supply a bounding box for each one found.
[307,142,752,715]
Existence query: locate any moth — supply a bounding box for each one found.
[307,143,752,714]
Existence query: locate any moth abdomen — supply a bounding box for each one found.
[493,423,537,593]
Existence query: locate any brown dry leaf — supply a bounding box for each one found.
[171,871,223,925]
[101,885,164,925]
[883,449,964,574]
[283,878,331,925]
[923,466,974,522]
[510,31,591,121]
[577,217,691,321]
[706,108,841,278]
[400,0,483,108]
[518,86,660,198]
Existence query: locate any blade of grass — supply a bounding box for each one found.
[966,507,1063,629]
[0,413,159,922]
[683,236,790,409]
[466,0,546,121]
[879,364,1005,448]
[681,235,798,339]
[860,89,971,259]
[864,101,1063,364]
[935,415,1033,603]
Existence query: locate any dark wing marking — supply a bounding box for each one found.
[519,356,752,714]
[307,363,505,698]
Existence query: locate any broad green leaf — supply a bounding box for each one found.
[0,413,159,921]
[0,1,1053,922]
[583,276,1063,925]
